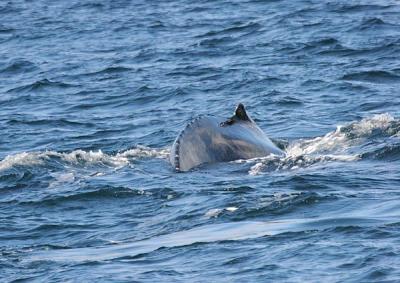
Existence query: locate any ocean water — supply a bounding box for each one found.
[1,0,400,282]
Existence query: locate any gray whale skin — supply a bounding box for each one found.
[169,103,285,171]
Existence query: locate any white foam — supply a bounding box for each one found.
[286,113,397,157]
[205,206,239,218]
[351,113,395,136]
[61,149,128,168]
[54,172,75,183]
[249,162,264,176]
[247,114,398,175]
[48,172,76,189]
[286,129,348,157]
[0,146,170,172]
[0,151,47,171]
[226,206,238,212]
[117,145,169,159]
[248,153,360,176]
[0,114,396,174]
[205,208,223,218]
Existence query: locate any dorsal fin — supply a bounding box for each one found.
[220,103,251,127]
[234,103,250,121]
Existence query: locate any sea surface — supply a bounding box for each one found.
[1,0,400,282]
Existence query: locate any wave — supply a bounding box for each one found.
[0,59,37,74]
[218,191,334,220]
[68,2,105,10]
[32,186,179,206]
[30,186,150,205]
[81,66,132,77]
[167,66,221,77]
[246,114,399,175]
[7,118,96,128]
[358,17,386,30]
[272,96,303,106]
[196,21,261,38]
[197,36,235,47]
[0,24,15,33]
[327,3,393,13]
[0,146,169,172]
[30,215,398,263]
[360,141,400,161]
[341,70,400,84]
[6,79,77,93]
[1,115,398,175]
[318,39,400,57]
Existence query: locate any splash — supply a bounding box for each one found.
[205,206,238,218]
[1,114,398,174]
[248,114,399,175]
[0,146,170,172]
[117,145,169,159]
[0,152,47,171]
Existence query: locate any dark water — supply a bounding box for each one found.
[1,0,400,282]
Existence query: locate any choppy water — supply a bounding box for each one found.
[1,0,400,282]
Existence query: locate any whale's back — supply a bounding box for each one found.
[170,115,284,171]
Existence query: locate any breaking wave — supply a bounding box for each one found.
[0,146,169,172]
[247,114,399,175]
[1,114,398,175]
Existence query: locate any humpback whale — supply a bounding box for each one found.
[170,104,285,171]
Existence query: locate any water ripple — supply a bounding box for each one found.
[2,0,400,281]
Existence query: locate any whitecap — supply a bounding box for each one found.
[0,151,47,171]
[205,206,239,218]
[0,146,169,172]
[247,114,399,175]
[117,145,169,159]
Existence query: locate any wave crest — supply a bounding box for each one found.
[0,146,169,172]
[1,115,398,174]
[248,114,399,175]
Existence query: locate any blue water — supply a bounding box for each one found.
[1,0,400,281]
